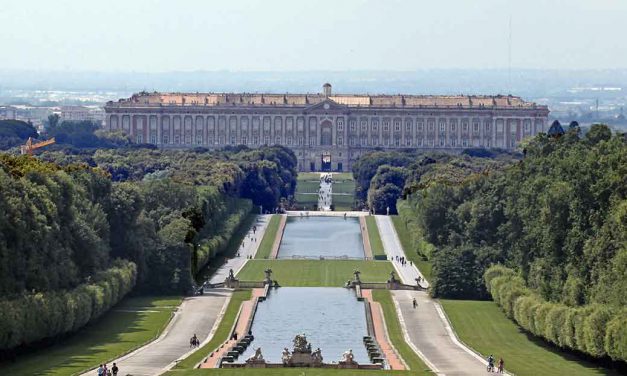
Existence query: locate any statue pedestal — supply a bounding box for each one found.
[338,361,360,369]
[244,359,267,368]
[287,351,322,367]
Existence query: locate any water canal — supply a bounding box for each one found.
[239,287,369,364]
[277,216,364,259]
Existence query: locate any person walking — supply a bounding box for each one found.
[97,364,104,376]
[412,298,417,309]
[111,363,119,376]
[497,358,504,373]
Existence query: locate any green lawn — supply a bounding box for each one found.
[255,214,281,259]
[331,172,354,181]
[298,172,321,180]
[331,194,355,211]
[390,216,433,281]
[175,290,252,369]
[296,180,321,194]
[372,290,432,374]
[0,296,181,376]
[237,260,395,286]
[365,216,385,258]
[332,180,356,195]
[440,300,620,376]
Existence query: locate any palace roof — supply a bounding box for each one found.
[108,91,544,111]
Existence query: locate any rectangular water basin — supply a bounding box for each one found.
[239,287,369,364]
[278,216,364,259]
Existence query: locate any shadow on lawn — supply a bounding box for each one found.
[0,302,171,375]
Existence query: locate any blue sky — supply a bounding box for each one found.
[1,0,625,71]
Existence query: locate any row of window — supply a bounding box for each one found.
[139,133,509,148]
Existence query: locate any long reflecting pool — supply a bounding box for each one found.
[240,287,369,363]
[278,216,364,258]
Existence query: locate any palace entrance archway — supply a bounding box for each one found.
[321,152,331,171]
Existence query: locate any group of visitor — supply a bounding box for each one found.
[96,363,118,376]
[189,333,200,348]
[394,255,411,266]
[487,354,505,373]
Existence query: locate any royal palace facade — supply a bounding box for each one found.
[104,84,549,172]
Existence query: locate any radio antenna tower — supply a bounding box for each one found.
[508,15,512,94]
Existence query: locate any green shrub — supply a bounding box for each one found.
[604,312,627,361]
[0,261,136,351]
[583,305,614,357]
[544,304,568,345]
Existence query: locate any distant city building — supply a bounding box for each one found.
[104,84,549,172]
[60,106,105,124]
[0,106,18,120]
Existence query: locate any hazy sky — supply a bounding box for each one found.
[1,0,626,72]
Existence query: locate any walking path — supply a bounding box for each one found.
[361,289,406,370]
[360,216,374,258]
[375,215,429,288]
[376,215,499,375]
[209,215,271,284]
[200,288,265,368]
[80,290,230,376]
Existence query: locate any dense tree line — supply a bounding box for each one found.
[0,144,297,353]
[395,125,625,362]
[0,120,38,150]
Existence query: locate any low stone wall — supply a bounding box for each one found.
[222,362,382,369]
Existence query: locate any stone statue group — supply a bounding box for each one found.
[246,333,356,367]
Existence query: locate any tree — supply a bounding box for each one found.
[585,123,612,145]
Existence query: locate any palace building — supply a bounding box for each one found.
[104,83,549,172]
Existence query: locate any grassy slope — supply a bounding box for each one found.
[237,260,395,286]
[254,214,281,259]
[440,300,620,376]
[372,290,432,374]
[0,296,181,376]
[390,215,432,281]
[175,290,252,369]
[365,216,385,258]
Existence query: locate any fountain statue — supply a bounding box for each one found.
[339,348,358,366]
[245,347,266,365]
[224,268,239,288]
[353,269,361,283]
[282,334,323,367]
[263,268,273,285]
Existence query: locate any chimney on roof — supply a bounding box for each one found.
[323,83,332,97]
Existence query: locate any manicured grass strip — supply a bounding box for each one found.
[371,290,431,374]
[440,300,620,376]
[331,194,355,210]
[175,290,252,369]
[332,180,356,194]
[365,216,385,258]
[297,172,321,180]
[331,172,354,181]
[237,260,395,287]
[390,215,432,281]
[295,180,321,194]
[0,296,181,376]
[255,215,281,259]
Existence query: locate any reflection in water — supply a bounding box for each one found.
[240,287,369,363]
[278,217,364,258]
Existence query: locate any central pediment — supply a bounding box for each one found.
[304,99,347,113]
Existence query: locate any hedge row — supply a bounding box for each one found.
[194,199,253,273]
[484,265,626,362]
[0,260,137,351]
[396,200,436,259]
